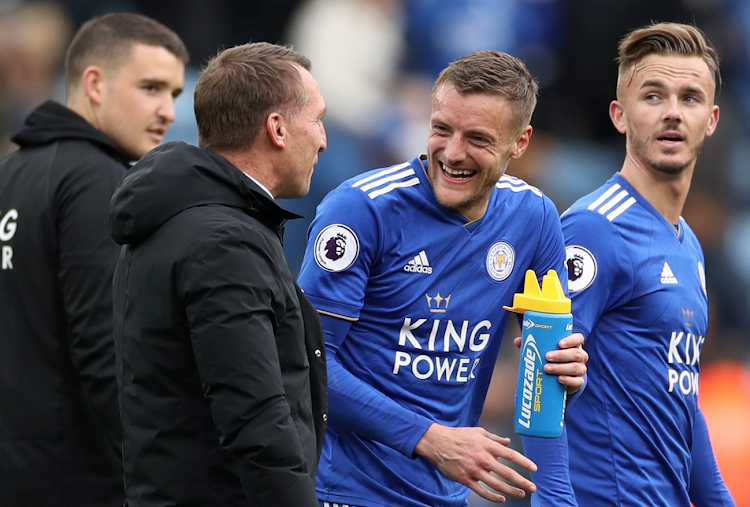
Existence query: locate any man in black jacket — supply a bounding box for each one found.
[109,42,328,507]
[0,13,187,506]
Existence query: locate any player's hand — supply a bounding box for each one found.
[414,423,537,503]
[513,333,588,392]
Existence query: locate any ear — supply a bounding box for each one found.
[266,112,287,149]
[705,104,720,138]
[510,125,533,160]
[609,100,627,134]
[81,65,105,106]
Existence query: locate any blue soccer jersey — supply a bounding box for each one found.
[562,173,721,507]
[298,155,570,507]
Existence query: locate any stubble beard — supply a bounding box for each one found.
[632,134,704,177]
[431,171,495,219]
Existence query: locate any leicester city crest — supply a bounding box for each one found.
[486,241,515,281]
[314,224,360,272]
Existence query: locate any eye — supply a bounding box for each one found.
[142,82,164,94]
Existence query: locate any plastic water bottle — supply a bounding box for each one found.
[504,269,573,438]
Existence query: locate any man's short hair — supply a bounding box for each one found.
[194,42,311,152]
[432,50,538,134]
[65,12,189,90]
[617,22,721,93]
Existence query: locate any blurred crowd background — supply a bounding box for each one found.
[1,0,748,505]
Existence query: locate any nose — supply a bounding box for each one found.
[663,95,683,124]
[319,123,327,153]
[443,134,467,163]
[158,96,177,124]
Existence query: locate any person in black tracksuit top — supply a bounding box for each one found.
[0,14,187,506]
[109,43,328,507]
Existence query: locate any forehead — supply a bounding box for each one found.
[114,43,184,77]
[431,83,513,131]
[625,53,715,94]
[297,65,325,110]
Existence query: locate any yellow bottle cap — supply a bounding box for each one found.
[503,269,571,314]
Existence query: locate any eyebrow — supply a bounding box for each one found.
[139,77,173,88]
[682,85,706,96]
[640,79,706,96]
[140,78,183,97]
[640,80,666,90]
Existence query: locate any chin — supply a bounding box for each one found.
[132,143,157,159]
[434,193,465,213]
[651,158,690,175]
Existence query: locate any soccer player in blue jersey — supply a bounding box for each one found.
[298,50,588,507]
[561,22,736,507]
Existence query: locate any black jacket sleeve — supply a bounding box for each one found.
[182,224,318,507]
[55,156,124,453]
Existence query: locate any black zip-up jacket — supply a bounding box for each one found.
[110,141,328,507]
[0,101,128,506]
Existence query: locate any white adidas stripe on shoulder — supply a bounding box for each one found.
[353,162,420,199]
[587,183,636,221]
[353,162,410,188]
[495,175,542,197]
[366,178,420,199]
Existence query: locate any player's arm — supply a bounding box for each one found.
[183,225,317,507]
[530,196,588,397]
[522,427,578,507]
[318,313,433,455]
[559,204,636,401]
[298,185,442,456]
[57,157,124,454]
[512,195,581,506]
[561,207,635,339]
[531,204,633,506]
[688,407,736,507]
[298,187,433,455]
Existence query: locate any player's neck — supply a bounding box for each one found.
[619,158,694,226]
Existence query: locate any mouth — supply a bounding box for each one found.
[147,128,166,142]
[440,161,476,181]
[656,131,685,145]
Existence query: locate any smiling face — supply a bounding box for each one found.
[611,53,719,177]
[94,43,185,160]
[426,83,531,221]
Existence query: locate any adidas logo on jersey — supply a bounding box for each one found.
[661,262,678,284]
[404,250,433,274]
